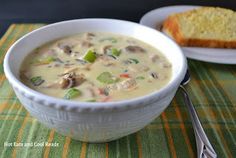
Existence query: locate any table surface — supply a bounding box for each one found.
[0,24,235,158]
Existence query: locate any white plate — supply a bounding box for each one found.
[140,5,236,64]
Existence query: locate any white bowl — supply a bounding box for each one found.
[4,19,187,142]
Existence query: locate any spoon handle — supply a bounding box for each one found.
[179,85,217,158]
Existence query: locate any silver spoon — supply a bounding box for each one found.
[180,70,217,158]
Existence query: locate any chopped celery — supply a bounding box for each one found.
[97,72,119,84]
[83,50,97,63]
[30,76,44,86]
[64,88,81,99]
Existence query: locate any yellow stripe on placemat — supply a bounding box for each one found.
[161,112,177,158]
[0,24,16,48]
[0,75,6,86]
[136,133,143,158]
[80,142,87,158]
[0,91,14,113]
[12,113,30,158]
[62,137,71,158]
[105,143,109,158]
[43,130,55,158]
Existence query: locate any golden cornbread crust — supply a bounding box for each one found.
[162,7,236,48]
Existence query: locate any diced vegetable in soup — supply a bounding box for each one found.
[20,32,172,102]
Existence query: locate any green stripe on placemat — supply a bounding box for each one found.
[0,24,235,158]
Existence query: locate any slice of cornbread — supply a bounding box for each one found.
[162,7,236,48]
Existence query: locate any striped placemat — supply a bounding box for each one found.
[0,24,235,158]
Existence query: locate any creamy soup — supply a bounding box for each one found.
[20,32,172,102]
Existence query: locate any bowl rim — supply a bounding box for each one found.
[4,18,187,111]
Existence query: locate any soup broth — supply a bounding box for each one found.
[20,32,172,102]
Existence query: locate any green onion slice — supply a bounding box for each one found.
[64,88,81,99]
[30,76,45,86]
[129,58,139,64]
